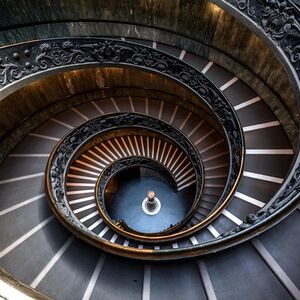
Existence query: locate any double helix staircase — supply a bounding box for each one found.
[0,23,299,300]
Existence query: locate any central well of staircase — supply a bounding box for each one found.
[105,167,194,233]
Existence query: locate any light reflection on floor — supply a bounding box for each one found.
[106,167,195,233]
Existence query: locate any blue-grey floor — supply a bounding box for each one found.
[106,168,195,233]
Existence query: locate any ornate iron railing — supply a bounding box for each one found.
[209,0,300,241]
[47,113,222,242]
[213,0,300,88]
[96,156,189,235]
[0,38,246,254]
[0,37,244,234]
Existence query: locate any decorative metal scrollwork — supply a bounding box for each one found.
[215,0,300,237]
[1,38,244,231]
[96,156,184,235]
[47,113,209,240]
[226,0,300,78]
[0,6,298,256]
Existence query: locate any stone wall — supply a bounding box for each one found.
[0,0,298,144]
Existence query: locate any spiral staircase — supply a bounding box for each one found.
[0,1,300,299]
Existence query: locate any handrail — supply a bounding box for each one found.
[210,0,300,237]
[48,113,214,242]
[46,108,241,243]
[95,156,192,236]
[0,2,297,262]
[1,37,245,251]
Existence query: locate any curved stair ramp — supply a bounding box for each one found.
[0,35,299,300]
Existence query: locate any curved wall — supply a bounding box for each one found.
[0,67,225,162]
[0,0,297,141]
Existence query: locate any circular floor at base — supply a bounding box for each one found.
[105,167,195,233]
